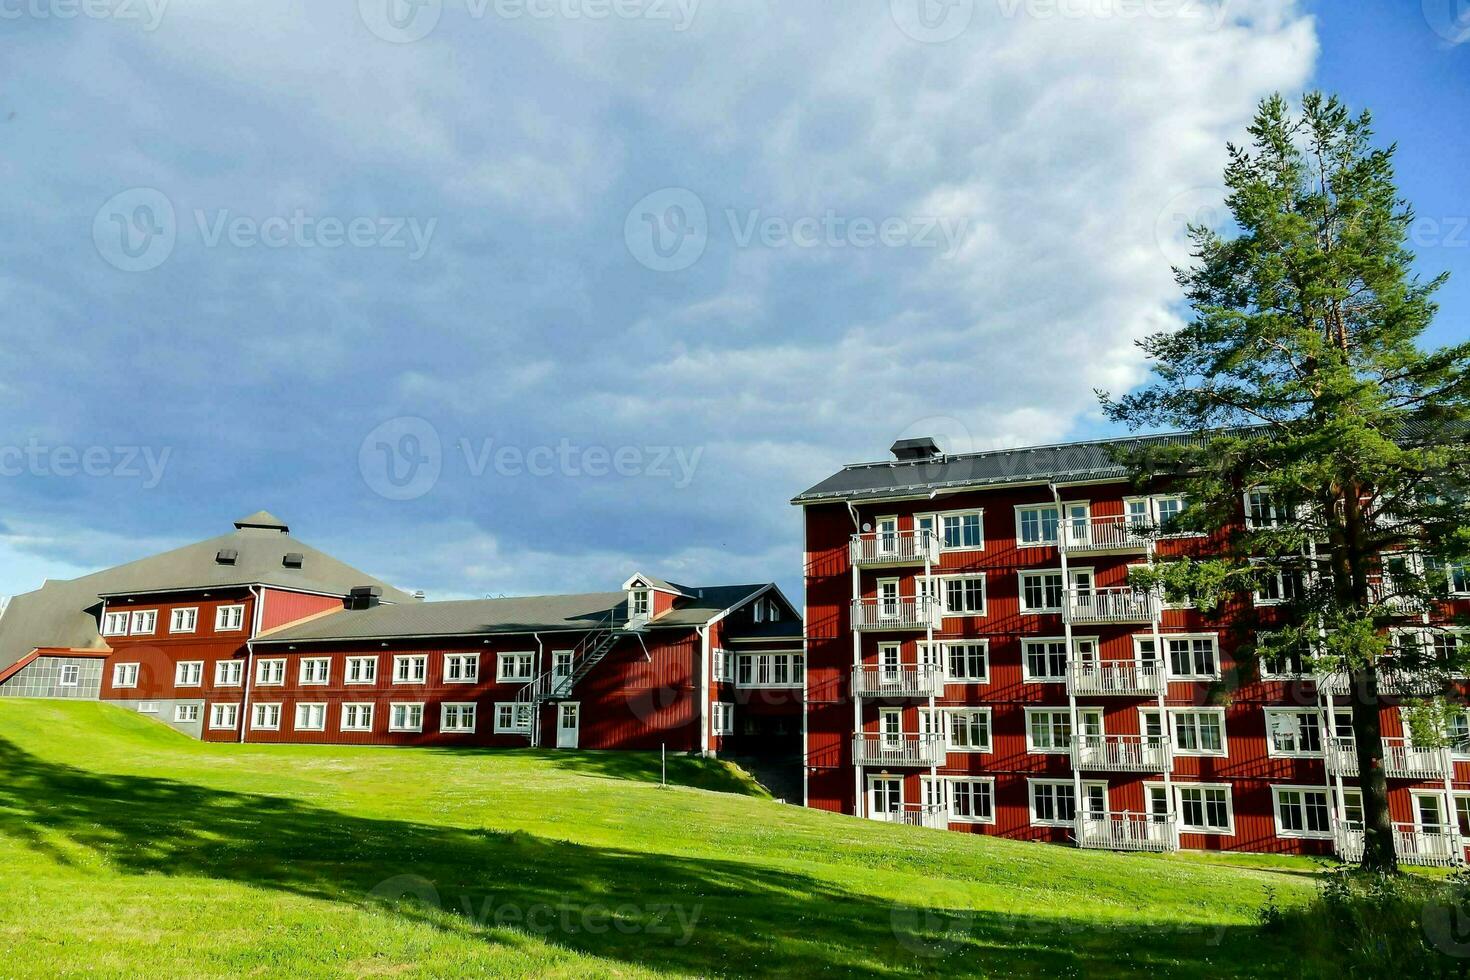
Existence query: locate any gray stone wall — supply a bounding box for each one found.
[0,656,103,699]
[106,698,207,739]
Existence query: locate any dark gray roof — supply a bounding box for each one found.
[257,583,777,644]
[791,430,1220,504]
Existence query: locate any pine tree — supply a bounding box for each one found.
[1102,92,1470,873]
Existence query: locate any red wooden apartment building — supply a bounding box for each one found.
[793,434,1470,865]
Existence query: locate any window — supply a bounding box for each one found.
[341,703,374,732]
[1447,562,1470,597]
[734,653,804,688]
[170,607,199,633]
[210,703,239,730]
[346,656,378,684]
[440,702,477,733]
[1019,571,1064,613]
[137,701,158,713]
[1142,634,1219,680]
[940,510,983,550]
[926,641,987,682]
[1029,780,1104,827]
[394,655,429,684]
[494,702,532,734]
[1258,633,1311,679]
[175,661,203,687]
[130,610,157,634]
[389,702,424,732]
[1015,504,1060,546]
[711,649,734,682]
[1244,490,1283,529]
[945,709,991,752]
[252,703,282,730]
[938,575,986,616]
[174,704,200,723]
[496,652,534,683]
[1176,784,1233,833]
[215,604,246,631]
[256,658,286,685]
[1172,709,1227,756]
[712,702,735,735]
[1274,786,1333,838]
[1253,564,1303,606]
[214,660,243,686]
[58,664,79,687]
[1153,495,1186,532]
[1022,638,1069,681]
[1341,788,1364,829]
[111,663,139,688]
[1264,708,1323,757]
[946,778,995,824]
[295,703,327,731]
[299,658,331,685]
[102,611,130,636]
[1026,709,1073,753]
[444,654,480,683]
[630,589,651,618]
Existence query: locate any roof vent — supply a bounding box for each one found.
[347,585,382,610]
[413,590,426,601]
[891,437,942,461]
[282,553,304,569]
[215,548,239,565]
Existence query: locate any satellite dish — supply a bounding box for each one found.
[862,522,872,532]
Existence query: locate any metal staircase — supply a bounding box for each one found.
[515,609,646,745]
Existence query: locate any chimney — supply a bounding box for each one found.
[347,585,383,610]
[890,437,942,461]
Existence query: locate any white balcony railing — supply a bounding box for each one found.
[851,596,943,631]
[1067,660,1167,697]
[1325,737,1449,779]
[872,803,948,830]
[849,530,941,567]
[1334,824,1366,863]
[1337,823,1464,867]
[1077,812,1177,853]
[1058,515,1152,555]
[1316,666,1445,697]
[1064,587,1160,625]
[1071,734,1171,772]
[851,664,946,698]
[852,733,946,767]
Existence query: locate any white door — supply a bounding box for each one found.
[878,579,899,620]
[556,702,580,749]
[868,776,902,821]
[879,643,901,682]
[1064,503,1090,548]
[876,516,898,555]
[552,651,574,694]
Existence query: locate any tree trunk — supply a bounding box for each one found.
[1350,668,1397,872]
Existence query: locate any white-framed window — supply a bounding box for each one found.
[295,702,327,731]
[443,653,480,683]
[494,702,532,734]
[389,702,424,732]
[174,704,200,723]
[1018,570,1065,613]
[130,610,157,634]
[1252,563,1303,606]
[214,660,243,686]
[1264,708,1323,758]
[394,655,429,684]
[630,588,651,618]
[341,702,374,732]
[138,701,159,713]
[1257,632,1312,679]
[1014,504,1060,546]
[440,702,477,732]
[1174,783,1234,834]
[1135,634,1220,680]
[252,703,282,730]
[1171,708,1228,756]
[939,509,984,550]
[210,702,239,730]
[1244,489,1283,529]
[175,661,203,687]
[735,653,805,688]
[1029,779,1107,827]
[1022,637,1095,682]
[111,662,139,688]
[170,607,199,634]
[215,604,246,631]
[256,658,286,685]
[712,701,735,735]
[346,656,378,684]
[711,648,734,682]
[496,652,535,683]
[56,663,79,686]
[943,708,991,752]
[102,611,130,636]
[936,574,986,616]
[941,776,995,824]
[299,658,331,685]
[1273,785,1333,839]
[1025,708,1076,753]
[920,640,988,682]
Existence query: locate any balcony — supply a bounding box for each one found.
[1072,734,1172,772]
[1337,823,1463,867]
[1057,515,1152,556]
[1077,812,1177,853]
[851,596,943,632]
[872,803,948,830]
[850,530,941,568]
[1064,587,1160,625]
[1067,660,1167,697]
[852,664,946,699]
[1325,737,1449,779]
[1315,666,1444,697]
[852,732,946,767]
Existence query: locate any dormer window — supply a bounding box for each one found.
[630,589,651,618]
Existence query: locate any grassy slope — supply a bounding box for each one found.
[0,701,1328,978]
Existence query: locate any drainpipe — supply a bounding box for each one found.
[239,584,264,744]
[698,624,712,758]
[533,632,544,748]
[1144,499,1175,851]
[1051,483,1085,842]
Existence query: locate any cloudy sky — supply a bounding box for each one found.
[1,0,1466,602]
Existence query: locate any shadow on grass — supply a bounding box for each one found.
[537,747,769,797]
[0,737,1285,977]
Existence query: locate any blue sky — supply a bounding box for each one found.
[0,1,1464,604]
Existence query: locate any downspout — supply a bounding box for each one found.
[533,631,544,748]
[697,624,712,758]
[1051,482,1085,842]
[240,584,264,744]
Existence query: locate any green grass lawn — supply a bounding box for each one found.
[0,700,1334,977]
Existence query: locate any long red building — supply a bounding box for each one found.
[0,512,802,759]
[793,434,1470,864]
